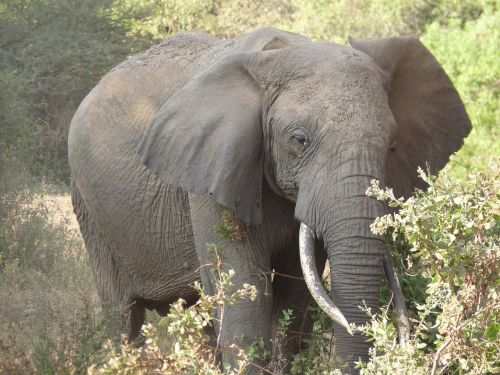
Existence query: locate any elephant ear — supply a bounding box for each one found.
[138,53,265,224]
[349,36,472,198]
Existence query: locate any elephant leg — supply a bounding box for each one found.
[270,238,327,372]
[127,300,146,343]
[71,183,128,340]
[189,193,274,374]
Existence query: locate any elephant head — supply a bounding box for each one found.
[138,33,471,370]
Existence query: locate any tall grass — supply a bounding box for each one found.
[0,169,108,374]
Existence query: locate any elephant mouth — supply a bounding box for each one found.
[298,222,410,344]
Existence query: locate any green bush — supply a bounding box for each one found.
[422,7,500,180]
[360,162,499,374]
[110,0,292,40]
[2,0,496,182]
[113,0,497,43]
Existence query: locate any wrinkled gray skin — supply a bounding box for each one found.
[68,28,471,373]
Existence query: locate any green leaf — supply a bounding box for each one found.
[158,317,169,326]
[485,324,499,342]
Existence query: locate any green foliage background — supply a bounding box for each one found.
[1,0,498,184]
[0,1,498,373]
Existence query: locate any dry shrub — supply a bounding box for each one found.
[0,172,107,374]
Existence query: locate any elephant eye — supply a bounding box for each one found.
[291,129,310,149]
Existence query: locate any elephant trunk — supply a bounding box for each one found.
[326,146,387,370]
[299,221,409,368]
[326,214,386,369]
[296,144,390,372]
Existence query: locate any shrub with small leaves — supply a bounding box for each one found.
[358,161,499,374]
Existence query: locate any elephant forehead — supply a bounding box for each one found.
[282,60,385,105]
[272,82,395,142]
[283,42,379,75]
[286,75,389,118]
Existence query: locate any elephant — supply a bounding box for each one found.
[68,28,471,373]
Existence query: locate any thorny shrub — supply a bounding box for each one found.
[358,161,499,374]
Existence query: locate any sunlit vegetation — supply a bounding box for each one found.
[0,1,498,373]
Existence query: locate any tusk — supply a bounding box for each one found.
[383,253,410,346]
[299,223,351,332]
